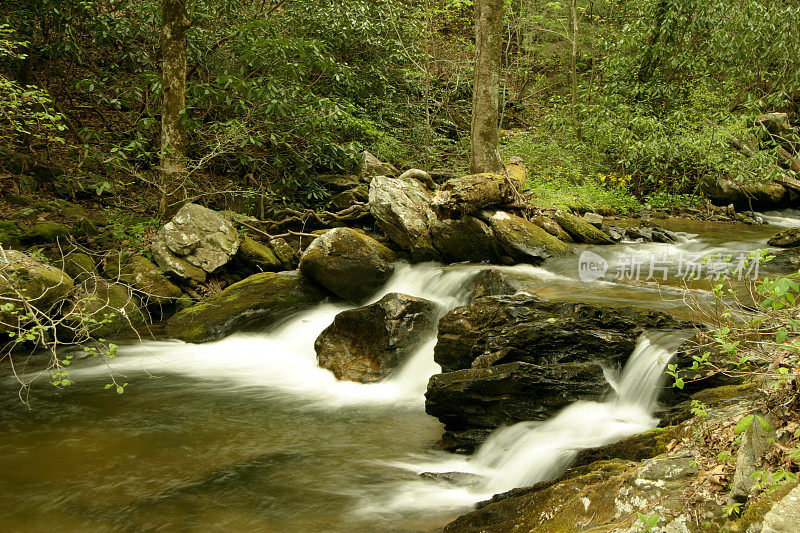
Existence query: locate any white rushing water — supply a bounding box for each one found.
[367,330,690,516]
[69,263,482,408]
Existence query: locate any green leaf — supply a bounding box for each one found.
[776,327,789,344]
[734,415,755,435]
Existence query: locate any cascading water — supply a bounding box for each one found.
[371,330,690,516]
[66,262,482,407]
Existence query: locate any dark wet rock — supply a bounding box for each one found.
[768,228,800,248]
[315,293,437,382]
[368,175,440,261]
[165,271,328,343]
[359,151,398,182]
[434,294,688,374]
[299,227,396,303]
[553,211,614,245]
[0,250,75,334]
[21,222,70,245]
[426,362,613,452]
[478,210,570,265]
[150,203,240,279]
[430,216,499,263]
[617,224,683,244]
[419,471,483,487]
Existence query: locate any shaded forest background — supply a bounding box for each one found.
[2,0,800,215]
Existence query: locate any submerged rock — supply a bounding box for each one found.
[165,271,327,343]
[478,210,570,264]
[299,227,396,303]
[368,175,440,261]
[151,203,240,279]
[315,293,438,383]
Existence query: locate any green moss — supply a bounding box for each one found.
[553,211,614,245]
[733,480,798,532]
[691,383,755,407]
[21,222,70,245]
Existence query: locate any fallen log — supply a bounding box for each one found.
[431,172,515,219]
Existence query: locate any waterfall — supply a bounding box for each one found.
[67,263,481,407]
[372,331,690,514]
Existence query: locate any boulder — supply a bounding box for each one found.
[430,216,499,263]
[0,221,21,248]
[467,268,538,301]
[582,212,604,228]
[107,255,182,303]
[768,228,800,248]
[761,484,800,533]
[530,215,572,243]
[151,236,207,282]
[765,247,800,274]
[165,271,328,343]
[701,176,787,208]
[620,224,683,244]
[60,252,98,283]
[0,250,75,334]
[21,222,70,245]
[368,175,440,261]
[150,203,240,279]
[359,151,398,182]
[299,228,396,302]
[315,293,438,382]
[269,238,297,270]
[758,112,792,139]
[426,362,612,451]
[478,210,570,264]
[315,174,361,192]
[330,184,369,210]
[427,294,692,450]
[69,278,149,337]
[237,236,283,272]
[434,294,687,374]
[553,211,614,245]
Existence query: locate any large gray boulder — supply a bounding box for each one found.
[165,271,327,343]
[315,293,438,382]
[0,250,75,334]
[359,151,398,182]
[299,228,396,303]
[151,203,240,280]
[368,175,441,261]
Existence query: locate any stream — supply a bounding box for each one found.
[1,214,797,532]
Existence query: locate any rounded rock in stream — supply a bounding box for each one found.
[299,227,396,303]
[315,293,438,383]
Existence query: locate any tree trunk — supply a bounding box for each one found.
[470,0,504,174]
[571,0,580,134]
[159,0,190,219]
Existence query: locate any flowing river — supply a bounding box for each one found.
[0,214,795,532]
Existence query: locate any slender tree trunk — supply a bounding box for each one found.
[159,0,190,219]
[571,0,580,134]
[470,0,504,174]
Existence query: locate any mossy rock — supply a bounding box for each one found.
[109,255,183,303]
[61,252,99,283]
[70,278,148,337]
[21,222,70,245]
[0,221,21,248]
[0,250,75,334]
[553,211,614,245]
[573,426,681,468]
[269,238,297,270]
[165,271,328,343]
[238,236,283,272]
[478,210,570,264]
[299,227,396,302]
[72,218,99,238]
